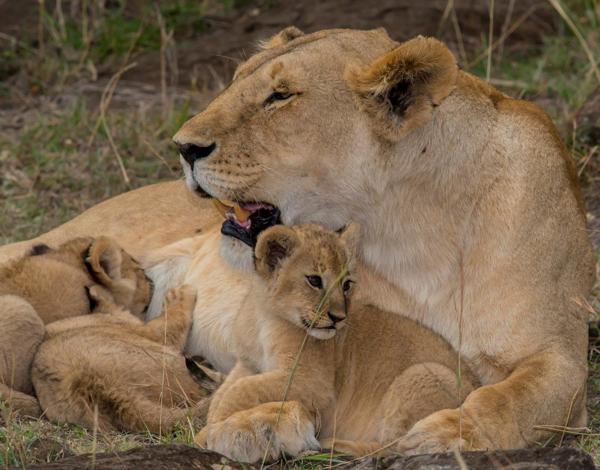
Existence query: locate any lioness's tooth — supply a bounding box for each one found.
[234,205,251,222]
[212,200,229,219]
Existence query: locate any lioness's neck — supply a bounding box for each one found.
[358,85,497,307]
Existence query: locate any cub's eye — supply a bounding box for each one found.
[342,279,354,293]
[264,91,292,106]
[306,275,323,289]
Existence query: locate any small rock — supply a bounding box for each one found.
[27,438,73,464]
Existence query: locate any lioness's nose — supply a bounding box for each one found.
[177,142,216,166]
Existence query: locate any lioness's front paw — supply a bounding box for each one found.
[164,284,197,316]
[202,403,319,463]
[395,409,487,455]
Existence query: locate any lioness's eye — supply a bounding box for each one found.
[306,275,323,289]
[342,279,354,293]
[264,91,292,106]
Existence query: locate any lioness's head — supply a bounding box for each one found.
[1,237,153,322]
[253,222,359,340]
[173,28,458,258]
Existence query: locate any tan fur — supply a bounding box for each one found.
[258,26,304,51]
[0,237,152,417]
[195,225,477,462]
[0,29,594,453]
[32,285,213,433]
[346,36,458,140]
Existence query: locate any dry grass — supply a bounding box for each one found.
[1,0,600,467]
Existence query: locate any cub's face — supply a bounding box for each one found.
[15,237,152,323]
[254,223,359,340]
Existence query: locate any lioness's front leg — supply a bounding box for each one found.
[395,349,585,453]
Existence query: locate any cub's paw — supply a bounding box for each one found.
[395,408,485,455]
[164,284,197,317]
[202,403,319,463]
[12,395,43,419]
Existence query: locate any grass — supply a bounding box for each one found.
[0,97,192,244]
[0,0,600,467]
[0,406,197,467]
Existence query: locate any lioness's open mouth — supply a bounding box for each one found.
[212,200,281,247]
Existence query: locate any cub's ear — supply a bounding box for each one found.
[345,36,458,140]
[259,26,304,49]
[338,222,361,264]
[254,226,300,277]
[86,237,124,284]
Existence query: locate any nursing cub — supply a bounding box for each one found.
[197,224,478,462]
[1,236,214,433]
[0,237,151,417]
[32,284,213,433]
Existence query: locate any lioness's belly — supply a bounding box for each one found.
[145,229,250,373]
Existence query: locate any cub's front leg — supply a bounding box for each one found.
[204,362,254,427]
[207,368,331,425]
[136,285,197,350]
[201,401,319,463]
[197,367,328,462]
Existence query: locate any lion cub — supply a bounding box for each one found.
[197,224,478,462]
[31,282,216,434]
[0,237,151,417]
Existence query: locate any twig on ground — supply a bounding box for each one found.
[141,137,177,176]
[560,386,582,446]
[534,424,599,437]
[86,62,138,185]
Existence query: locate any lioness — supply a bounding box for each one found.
[32,285,215,433]
[0,28,594,452]
[0,237,151,417]
[197,223,478,462]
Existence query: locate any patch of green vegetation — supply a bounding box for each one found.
[0,96,188,244]
[468,6,598,112]
[0,410,197,468]
[161,0,208,36]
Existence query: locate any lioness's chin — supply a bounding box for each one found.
[219,236,255,273]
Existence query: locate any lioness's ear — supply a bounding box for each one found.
[255,226,300,277]
[259,26,304,49]
[86,237,123,284]
[346,36,458,140]
[339,222,361,263]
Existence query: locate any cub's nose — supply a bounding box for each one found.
[327,311,346,323]
[177,142,216,166]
